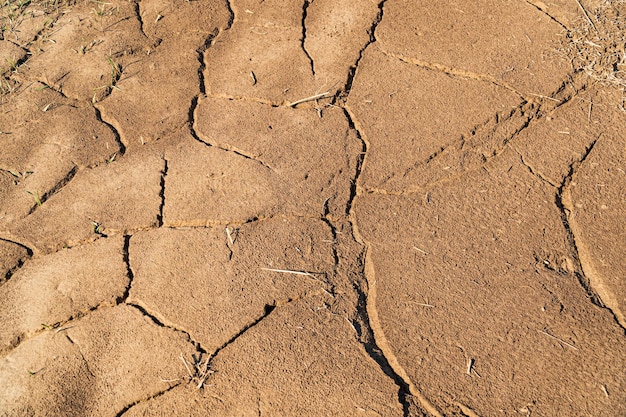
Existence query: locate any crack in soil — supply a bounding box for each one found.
[2,299,113,360]
[205,304,276,361]
[161,214,272,229]
[0,237,33,283]
[2,1,624,414]
[1,234,133,353]
[356,241,444,417]
[513,146,559,187]
[349,265,418,416]
[119,235,135,304]
[34,79,71,98]
[208,92,283,106]
[343,106,442,413]
[389,101,532,186]
[381,49,526,99]
[556,138,626,330]
[122,236,281,357]
[301,0,315,76]
[187,27,276,170]
[93,105,126,156]
[330,3,439,414]
[115,301,294,414]
[223,0,235,29]
[189,98,275,171]
[196,30,220,96]
[131,0,148,39]
[156,158,167,227]
[524,0,569,30]
[360,76,588,196]
[555,138,603,303]
[26,164,78,215]
[0,8,65,94]
[341,107,368,216]
[64,333,97,378]
[187,95,203,141]
[126,303,205,350]
[115,382,182,417]
[335,0,388,102]
[319,217,340,277]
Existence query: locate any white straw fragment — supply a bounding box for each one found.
[225,227,234,245]
[575,0,597,32]
[538,330,579,350]
[413,246,428,255]
[260,267,315,276]
[289,92,330,107]
[180,354,193,377]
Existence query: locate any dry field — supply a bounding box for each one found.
[0,0,625,415]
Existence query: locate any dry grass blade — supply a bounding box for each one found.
[413,246,428,255]
[538,330,579,350]
[180,353,193,378]
[575,0,597,32]
[260,267,318,276]
[225,226,234,245]
[289,92,330,107]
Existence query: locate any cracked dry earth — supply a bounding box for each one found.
[0,0,625,415]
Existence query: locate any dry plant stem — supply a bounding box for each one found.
[180,354,193,378]
[412,246,428,255]
[225,227,234,245]
[538,330,579,350]
[575,0,598,32]
[260,267,320,276]
[289,92,330,107]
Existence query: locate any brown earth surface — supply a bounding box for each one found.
[1,0,625,416]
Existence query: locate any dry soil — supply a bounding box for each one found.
[0,0,625,416]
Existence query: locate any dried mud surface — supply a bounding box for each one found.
[1,0,625,416]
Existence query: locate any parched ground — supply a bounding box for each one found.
[0,0,625,416]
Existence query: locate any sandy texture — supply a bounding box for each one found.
[1,0,624,415]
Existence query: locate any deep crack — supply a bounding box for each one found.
[208,304,276,360]
[332,3,432,414]
[556,138,626,330]
[188,95,202,141]
[555,139,601,303]
[119,235,134,304]
[132,0,148,39]
[157,157,168,227]
[554,144,604,307]
[224,0,235,30]
[196,29,219,96]
[351,271,415,416]
[185,27,220,145]
[301,0,315,76]
[341,107,367,216]
[336,0,387,101]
